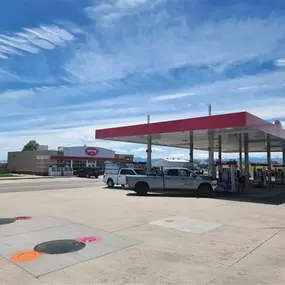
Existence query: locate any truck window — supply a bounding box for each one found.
[179,169,191,176]
[166,169,179,176]
[134,169,146,175]
[120,169,136,175]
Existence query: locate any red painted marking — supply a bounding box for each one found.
[11,250,42,262]
[76,236,101,244]
[14,216,31,220]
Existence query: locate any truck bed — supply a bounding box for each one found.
[126,175,164,190]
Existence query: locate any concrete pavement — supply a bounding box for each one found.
[0,177,99,193]
[0,175,55,180]
[0,178,285,284]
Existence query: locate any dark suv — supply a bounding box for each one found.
[75,167,100,178]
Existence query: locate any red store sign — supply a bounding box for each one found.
[85,147,99,156]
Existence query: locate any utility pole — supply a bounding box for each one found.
[146,114,152,173]
[208,104,212,116]
[208,104,215,178]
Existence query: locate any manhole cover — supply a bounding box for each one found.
[0,218,16,225]
[34,239,86,255]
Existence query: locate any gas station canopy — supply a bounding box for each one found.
[95,112,285,153]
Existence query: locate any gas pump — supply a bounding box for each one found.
[251,163,267,188]
[216,161,237,192]
[273,164,285,185]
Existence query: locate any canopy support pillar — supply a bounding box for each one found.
[283,141,285,184]
[239,134,243,172]
[189,131,194,164]
[267,134,272,188]
[244,133,249,191]
[218,135,222,174]
[208,130,215,179]
[146,114,152,173]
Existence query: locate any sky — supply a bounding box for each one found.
[0,0,285,160]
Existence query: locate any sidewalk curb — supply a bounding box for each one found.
[0,176,57,181]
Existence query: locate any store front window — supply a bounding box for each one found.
[72,160,87,170]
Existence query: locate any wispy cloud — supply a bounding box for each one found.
[0,54,8,59]
[152,92,196,102]
[0,24,78,59]
[0,89,34,100]
[65,9,285,84]
[1,69,285,119]
[275,58,285,67]
[85,0,165,22]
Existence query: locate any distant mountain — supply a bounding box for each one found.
[134,157,161,163]
[249,157,282,163]
[134,157,283,163]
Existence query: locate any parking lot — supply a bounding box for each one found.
[0,177,285,284]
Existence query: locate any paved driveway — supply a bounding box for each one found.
[0,178,284,284]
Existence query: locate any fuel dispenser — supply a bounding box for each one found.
[273,164,285,185]
[251,163,267,188]
[216,161,238,192]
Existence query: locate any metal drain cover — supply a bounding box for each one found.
[34,239,86,254]
[0,218,16,225]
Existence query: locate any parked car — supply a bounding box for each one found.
[125,167,217,197]
[103,164,146,188]
[75,167,100,178]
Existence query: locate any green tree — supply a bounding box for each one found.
[22,140,39,151]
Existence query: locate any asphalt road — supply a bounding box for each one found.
[0,178,102,193]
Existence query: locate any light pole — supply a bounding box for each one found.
[208,104,215,178]
[208,104,212,116]
[146,114,152,173]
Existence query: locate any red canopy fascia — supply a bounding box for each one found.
[96,112,285,140]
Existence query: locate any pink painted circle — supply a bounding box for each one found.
[14,216,31,220]
[76,236,101,244]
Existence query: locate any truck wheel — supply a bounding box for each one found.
[107,179,114,188]
[198,183,213,197]
[135,182,149,196]
[95,175,99,179]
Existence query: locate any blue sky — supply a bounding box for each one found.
[0,0,285,160]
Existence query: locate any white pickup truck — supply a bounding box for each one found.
[103,164,146,188]
[125,167,217,197]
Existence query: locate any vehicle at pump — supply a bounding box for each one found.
[74,167,100,178]
[152,158,204,175]
[125,167,217,197]
[103,163,146,188]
